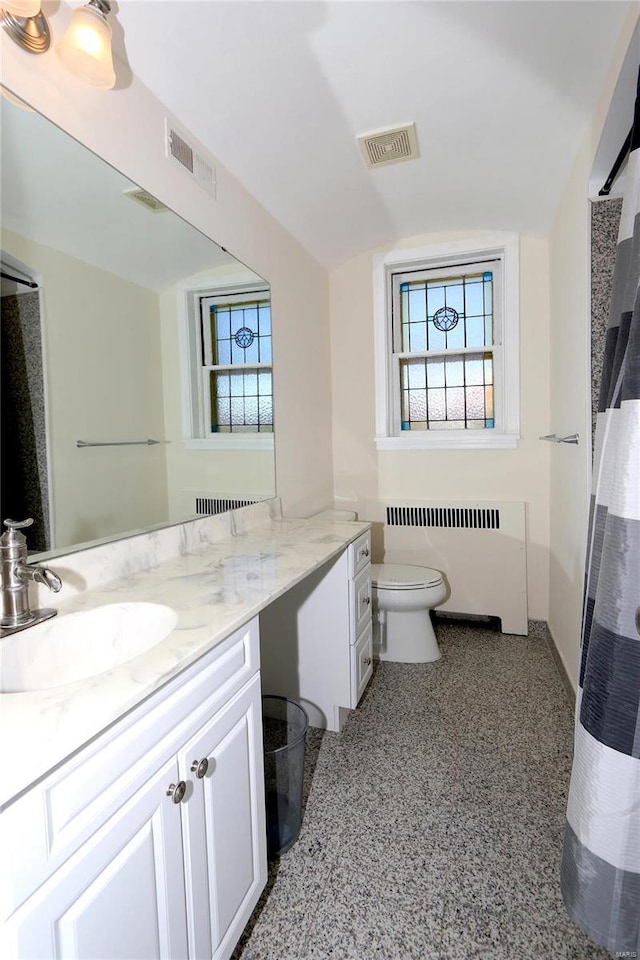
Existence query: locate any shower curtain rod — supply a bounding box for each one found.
[599,126,633,197]
[0,270,38,289]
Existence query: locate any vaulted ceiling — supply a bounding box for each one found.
[115,1,635,267]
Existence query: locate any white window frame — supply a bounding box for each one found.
[373,233,520,451]
[177,274,274,451]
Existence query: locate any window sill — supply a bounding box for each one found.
[184,435,274,452]
[375,433,520,451]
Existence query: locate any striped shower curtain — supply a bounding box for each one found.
[560,75,640,954]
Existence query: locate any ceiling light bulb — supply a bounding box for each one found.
[56,0,115,90]
[1,0,41,16]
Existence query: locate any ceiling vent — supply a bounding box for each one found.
[165,117,216,198]
[123,188,168,213]
[357,123,419,169]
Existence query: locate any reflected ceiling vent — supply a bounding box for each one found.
[123,188,168,213]
[357,122,419,169]
[165,117,216,198]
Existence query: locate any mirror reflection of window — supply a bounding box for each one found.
[201,290,273,434]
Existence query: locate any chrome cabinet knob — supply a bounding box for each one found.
[362,548,369,558]
[363,657,372,667]
[166,781,186,804]
[190,758,209,779]
[361,595,371,605]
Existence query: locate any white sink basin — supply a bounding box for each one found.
[0,602,178,693]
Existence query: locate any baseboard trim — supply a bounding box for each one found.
[530,620,576,708]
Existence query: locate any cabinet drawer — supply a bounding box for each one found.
[348,530,371,578]
[350,622,373,707]
[349,565,372,641]
[0,618,260,919]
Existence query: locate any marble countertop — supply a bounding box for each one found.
[0,513,370,808]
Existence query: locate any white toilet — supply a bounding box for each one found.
[371,563,447,663]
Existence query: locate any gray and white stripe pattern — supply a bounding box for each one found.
[560,72,640,954]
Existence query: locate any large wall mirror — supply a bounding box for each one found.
[1,94,276,558]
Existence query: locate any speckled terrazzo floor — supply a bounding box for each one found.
[233,624,610,960]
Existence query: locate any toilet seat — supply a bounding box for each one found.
[371,563,443,590]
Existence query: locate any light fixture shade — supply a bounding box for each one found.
[1,0,41,16]
[56,5,115,90]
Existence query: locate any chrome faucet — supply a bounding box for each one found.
[0,518,62,638]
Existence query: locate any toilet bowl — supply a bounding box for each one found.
[371,563,446,663]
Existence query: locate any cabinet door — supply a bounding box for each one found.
[350,621,373,707]
[4,756,189,960]
[178,674,267,960]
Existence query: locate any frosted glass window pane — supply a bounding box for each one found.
[259,397,273,424]
[244,371,258,395]
[243,307,258,330]
[445,359,464,386]
[258,370,272,393]
[429,420,452,430]
[465,316,485,348]
[446,386,465,420]
[426,358,445,388]
[409,390,427,421]
[229,307,245,336]
[407,360,426,389]
[465,358,483,385]
[408,288,426,324]
[231,339,245,364]
[217,397,230,425]
[230,373,244,397]
[409,323,426,351]
[230,397,244,423]
[427,388,446,420]
[215,373,230,397]
[467,419,485,429]
[243,339,259,364]
[483,279,493,315]
[466,385,485,418]
[245,397,258,424]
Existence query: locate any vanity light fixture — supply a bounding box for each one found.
[56,0,116,90]
[0,0,50,54]
[1,0,116,90]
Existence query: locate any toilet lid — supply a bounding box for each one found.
[371,563,443,589]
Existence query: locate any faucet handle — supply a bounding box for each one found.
[3,519,34,531]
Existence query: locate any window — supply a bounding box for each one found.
[200,290,273,434]
[374,235,519,450]
[179,277,274,451]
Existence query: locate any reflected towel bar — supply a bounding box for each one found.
[76,439,166,448]
[539,433,579,445]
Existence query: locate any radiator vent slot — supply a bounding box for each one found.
[386,505,500,530]
[165,118,216,197]
[195,497,258,516]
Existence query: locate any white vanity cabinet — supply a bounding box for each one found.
[259,529,372,731]
[0,619,267,960]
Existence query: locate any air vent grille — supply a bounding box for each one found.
[358,123,419,169]
[165,118,216,197]
[195,497,258,516]
[386,505,500,530]
[123,188,168,213]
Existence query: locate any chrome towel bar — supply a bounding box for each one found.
[76,439,165,448]
[539,433,580,445]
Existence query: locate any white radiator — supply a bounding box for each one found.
[366,499,528,635]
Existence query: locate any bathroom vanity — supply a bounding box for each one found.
[0,502,371,960]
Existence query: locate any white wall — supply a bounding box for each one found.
[329,232,551,621]
[2,228,168,549]
[1,1,333,520]
[548,8,639,689]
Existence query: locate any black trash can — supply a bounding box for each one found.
[262,695,309,858]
